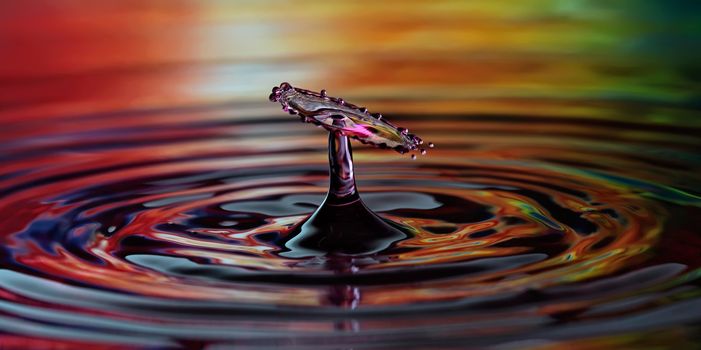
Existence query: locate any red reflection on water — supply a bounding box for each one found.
[0,1,202,122]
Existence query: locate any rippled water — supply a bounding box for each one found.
[1,89,700,348]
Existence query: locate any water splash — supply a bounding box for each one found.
[269,82,416,256]
[281,132,408,257]
[269,82,426,155]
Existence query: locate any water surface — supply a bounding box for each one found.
[1,1,700,349]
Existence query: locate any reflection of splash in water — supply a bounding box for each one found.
[1,96,700,348]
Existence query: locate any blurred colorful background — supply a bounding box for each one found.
[2,0,699,121]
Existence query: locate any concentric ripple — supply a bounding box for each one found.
[1,103,700,348]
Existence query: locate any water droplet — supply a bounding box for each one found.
[411,154,417,160]
[320,89,327,98]
[428,142,435,148]
[420,149,427,155]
